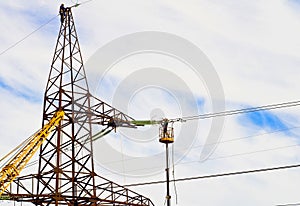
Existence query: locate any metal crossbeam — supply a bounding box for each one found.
[3,6,154,206]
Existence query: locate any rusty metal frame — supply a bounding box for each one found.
[4,7,153,206]
[8,173,153,205]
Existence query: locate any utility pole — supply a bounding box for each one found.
[159,119,174,206]
[165,143,171,206]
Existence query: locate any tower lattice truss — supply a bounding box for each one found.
[5,7,154,206]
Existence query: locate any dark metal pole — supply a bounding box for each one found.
[165,143,171,206]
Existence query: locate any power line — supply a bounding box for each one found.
[276,203,300,206]
[97,142,300,176]
[0,15,58,56]
[77,0,95,6]
[123,163,300,187]
[88,125,300,169]
[185,125,300,152]
[185,144,300,163]
[0,0,95,56]
[88,125,300,175]
[25,124,296,172]
[170,100,300,122]
[23,119,300,172]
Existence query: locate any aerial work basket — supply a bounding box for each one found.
[159,120,174,144]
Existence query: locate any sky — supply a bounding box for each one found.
[1,0,300,205]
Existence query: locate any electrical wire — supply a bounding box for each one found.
[81,125,300,168]
[24,128,112,169]
[177,143,300,166]
[169,100,300,122]
[0,130,40,168]
[171,144,178,205]
[123,163,300,187]
[0,15,58,56]
[17,101,300,175]
[0,0,95,56]
[97,142,300,176]
[22,119,300,170]
[276,203,300,206]
[77,0,95,6]
[207,144,300,161]
[175,125,300,158]
[88,125,300,175]
[120,133,127,184]
[22,123,300,176]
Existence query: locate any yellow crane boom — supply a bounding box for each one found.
[0,110,64,196]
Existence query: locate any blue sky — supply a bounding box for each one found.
[1,1,300,206]
[240,111,289,132]
[0,78,41,103]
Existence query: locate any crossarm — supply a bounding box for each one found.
[89,95,136,128]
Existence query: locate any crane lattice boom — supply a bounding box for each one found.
[0,110,64,196]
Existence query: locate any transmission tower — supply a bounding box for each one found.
[4,7,154,206]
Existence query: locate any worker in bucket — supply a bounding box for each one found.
[162,119,168,138]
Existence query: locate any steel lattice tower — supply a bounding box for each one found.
[5,7,154,206]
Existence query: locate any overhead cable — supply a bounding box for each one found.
[0,15,58,56]
[276,203,300,206]
[172,100,300,122]
[123,163,300,187]
[0,0,95,56]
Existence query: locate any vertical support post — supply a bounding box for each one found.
[165,143,171,206]
[159,119,174,206]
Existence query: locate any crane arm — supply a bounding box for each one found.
[131,118,185,126]
[0,110,64,196]
[130,120,160,126]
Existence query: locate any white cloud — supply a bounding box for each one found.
[1,0,300,205]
